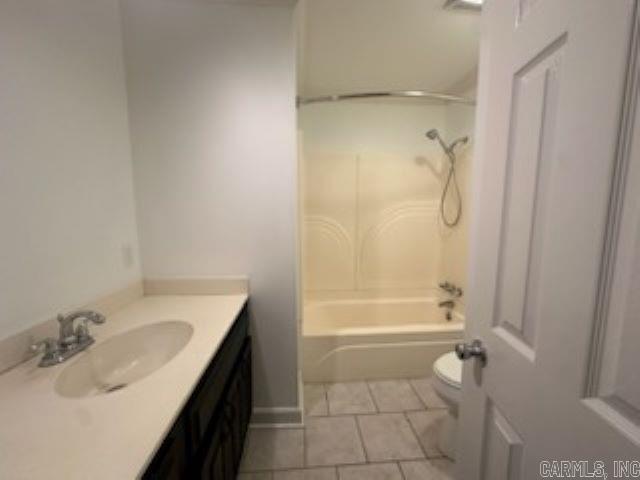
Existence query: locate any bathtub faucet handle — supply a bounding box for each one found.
[439,281,463,298]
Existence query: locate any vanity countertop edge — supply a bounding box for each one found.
[0,293,249,480]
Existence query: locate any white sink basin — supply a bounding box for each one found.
[55,321,193,398]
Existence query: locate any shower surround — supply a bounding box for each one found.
[299,100,474,381]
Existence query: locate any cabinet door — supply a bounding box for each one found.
[188,308,248,449]
[238,339,252,437]
[141,417,188,480]
[196,412,236,480]
[195,413,221,480]
[225,371,243,473]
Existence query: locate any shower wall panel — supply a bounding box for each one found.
[300,101,474,299]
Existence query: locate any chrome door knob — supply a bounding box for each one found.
[455,339,487,364]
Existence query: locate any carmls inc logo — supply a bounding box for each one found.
[539,460,640,479]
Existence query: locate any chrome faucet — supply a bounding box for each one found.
[57,310,105,347]
[438,300,455,321]
[438,281,463,298]
[31,310,105,367]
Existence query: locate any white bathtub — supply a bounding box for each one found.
[302,297,464,382]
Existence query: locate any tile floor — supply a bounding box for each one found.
[238,378,454,480]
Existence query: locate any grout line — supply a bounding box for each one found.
[408,378,450,411]
[353,415,370,464]
[322,382,330,416]
[307,409,430,419]
[303,405,308,468]
[242,457,433,476]
[244,457,416,474]
[404,411,429,460]
[407,377,430,410]
[364,380,380,413]
[397,461,407,480]
[325,382,335,416]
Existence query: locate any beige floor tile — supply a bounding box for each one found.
[305,416,366,466]
[273,467,337,480]
[326,382,376,415]
[357,413,424,461]
[400,459,455,480]
[337,463,403,480]
[368,379,424,412]
[405,410,447,458]
[238,473,273,480]
[409,378,447,409]
[240,428,304,471]
[304,384,329,417]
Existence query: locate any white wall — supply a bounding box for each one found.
[122,0,299,412]
[0,0,140,340]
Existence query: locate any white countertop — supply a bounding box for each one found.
[0,294,248,479]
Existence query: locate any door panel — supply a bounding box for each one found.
[494,33,565,359]
[585,51,640,445]
[458,0,639,478]
[481,402,524,480]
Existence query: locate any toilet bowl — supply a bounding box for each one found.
[431,351,462,459]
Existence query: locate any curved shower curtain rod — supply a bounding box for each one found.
[296,90,476,107]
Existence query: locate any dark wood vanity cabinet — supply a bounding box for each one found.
[143,305,252,480]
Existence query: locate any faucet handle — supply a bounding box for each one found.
[75,320,89,341]
[30,338,59,357]
[30,338,63,367]
[75,318,99,342]
[79,311,106,325]
[89,311,106,324]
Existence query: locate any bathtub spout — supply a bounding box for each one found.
[438,300,455,309]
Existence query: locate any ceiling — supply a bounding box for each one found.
[296,0,480,98]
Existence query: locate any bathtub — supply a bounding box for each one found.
[302,297,464,382]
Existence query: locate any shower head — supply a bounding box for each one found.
[426,129,439,140]
[425,128,449,155]
[425,128,469,156]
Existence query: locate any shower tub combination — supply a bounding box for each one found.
[302,296,464,382]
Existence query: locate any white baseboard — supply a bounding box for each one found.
[250,406,303,428]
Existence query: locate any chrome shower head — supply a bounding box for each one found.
[426,129,439,140]
[426,128,469,156]
[425,128,449,154]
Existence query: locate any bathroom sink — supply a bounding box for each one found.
[55,321,193,398]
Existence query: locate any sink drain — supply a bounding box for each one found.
[104,383,127,393]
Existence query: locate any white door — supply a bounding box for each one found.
[458,0,640,478]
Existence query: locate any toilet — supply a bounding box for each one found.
[431,351,463,459]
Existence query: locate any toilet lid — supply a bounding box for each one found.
[434,352,462,388]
